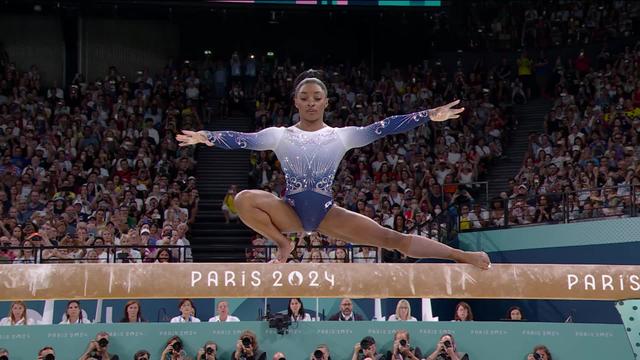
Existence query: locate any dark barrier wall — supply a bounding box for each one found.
[0,14,64,85]
[82,18,180,80]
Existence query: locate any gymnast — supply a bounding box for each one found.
[176,70,490,269]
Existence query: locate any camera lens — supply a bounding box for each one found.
[399,339,407,347]
[44,355,55,360]
[0,356,8,360]
[206,348,214,355]
[443,340,452,348]
[98,338,109,347]
[533,354,542,360]
[314,349,324,359]
[278,358,286,360]
[242,337,252,347]
[172,341,183,352]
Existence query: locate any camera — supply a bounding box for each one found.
[172,341,183,352]
[44,354,55,360]
[533,354,542,360]
[443,340,452,348]
[360,339,371,351]
[98,338,109,347]
[206,348,214,355]
[242,337,252,347]
[314,349,324,359]
[267,313,291,335]
[0,356,7,360]
[399,339,407,347]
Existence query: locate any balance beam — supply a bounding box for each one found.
[1,263,639,300]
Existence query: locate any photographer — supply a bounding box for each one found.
[386,330,422,360]
[271,352,285,360]
[309,344,331,360]
[527,345,552,360]
[161,336,188,360]
[37,346,55,360]
[351,336,385,360]
[231,330,265,360]
[425,334,467,360]
[133,350,150,360]
[79,332,119,360]
[196,341,217,360]
[0,348,8,360]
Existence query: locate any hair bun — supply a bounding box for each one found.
[294,69,326,87]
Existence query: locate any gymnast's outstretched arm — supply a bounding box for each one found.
[337,99,463,149]
[176,127,284,151]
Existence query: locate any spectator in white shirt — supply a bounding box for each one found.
[170,298,200,323]
[387,299,417,321]
[0,301,36,325]
[208,300,240,322]
[60,300,91,324]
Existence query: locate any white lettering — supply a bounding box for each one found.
[567,274,578,290]
[191,271,202,287]
[251,271,261,286]
[324,271,335,287]
[619,275,625,291]
[309,271,320,287]
[584,275,596,290]
[240,271,246,286]
[273,271,283,287]
[208,271,218,286]
[224,271,236,286]
[601,275,614,290]
[630,275,640,291]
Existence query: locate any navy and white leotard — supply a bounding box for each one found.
[205,110,431,232]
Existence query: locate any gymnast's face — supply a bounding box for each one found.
[295,82,328,123]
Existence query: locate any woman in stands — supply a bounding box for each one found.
[177,70,489,268]
[60,300,91,324]
[0,301,36,325]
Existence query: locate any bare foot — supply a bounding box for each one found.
[454,251,491,270]
[275,241,294,263]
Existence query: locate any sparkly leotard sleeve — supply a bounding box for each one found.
[203,110,430,232]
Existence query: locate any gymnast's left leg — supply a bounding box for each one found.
[317,206,490,269]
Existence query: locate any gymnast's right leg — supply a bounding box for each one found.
[234,190,304,262]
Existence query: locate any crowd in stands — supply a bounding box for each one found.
[461,0,640,50]
[0,57,198,264]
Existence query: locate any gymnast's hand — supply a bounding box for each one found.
[427,99,465,122]
[176,130,214,147]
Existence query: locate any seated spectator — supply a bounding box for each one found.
[120,300,145,323]
[162,336,188,360]
[79,331,118,360]
[388,299,417,321]
[527,345,553,360]
[170,298,200,323]
[222,185,240,224]
[424,333,468,360]
[287,298,312,322]
[505,306,525,321]
[155,248,174,263]
[386,329,422,360]
[0,300,36,325]
[329,298,365,321]
[453,301,473,321]
[232,330,266,360]
[60,300,91,324]
[208,300,240,322]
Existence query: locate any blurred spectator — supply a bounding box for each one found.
[272,352,286,360]
[453,301,474,322]
[60,300,91,324]
[0,300,35,325]
[329,298,365,321]
[351,336,383,360]
[79,331,119,360]
[133,350,150,360]
[120,300,145,323]
[0,348,7,360]
[170,298,200,323]
[287,298,312,322]
[208,300,240,322]
[222,185,239,224]
[387,299,417,322]
[309,344,331,360]
[505,306,525,321]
